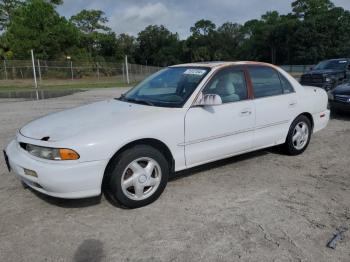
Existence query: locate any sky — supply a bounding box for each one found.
[57,0,350,39]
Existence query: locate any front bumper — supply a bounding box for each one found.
[330,100,350,112]
[4,140,108,199]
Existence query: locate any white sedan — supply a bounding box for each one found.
[4,62,330,208]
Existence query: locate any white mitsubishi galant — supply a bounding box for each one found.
[4,62,330,208]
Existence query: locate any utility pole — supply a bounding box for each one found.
[31,49,39,100]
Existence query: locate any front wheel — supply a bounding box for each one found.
[106,145,169,208]
[284,115,312,155]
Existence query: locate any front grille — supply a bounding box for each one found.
[300,74,324,86]
[334,95,350,103]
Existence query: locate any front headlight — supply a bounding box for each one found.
[328,91,334,100]
[325,77,331,82]
[23,144,80,160]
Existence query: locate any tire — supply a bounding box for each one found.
[284,115,312,156]
[106,145,169,208]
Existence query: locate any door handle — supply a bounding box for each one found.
[289,101,297,107]
[240,109,252,116]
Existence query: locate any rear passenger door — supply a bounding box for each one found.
[248,65,298,148]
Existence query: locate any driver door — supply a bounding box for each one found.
[184,67,255,167]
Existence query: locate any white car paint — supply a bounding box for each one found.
[184,100,255,167]
[5,62,330,199]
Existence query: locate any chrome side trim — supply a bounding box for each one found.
[179,120,289,146]
[254,120,289,130]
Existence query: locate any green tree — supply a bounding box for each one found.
[48,0,63,5]
[292,0,334,18]
[186,19,217,62]
[0,0,24,30]
[115,33,136,61]
[4,0,79,59]
[70,9,112,59]
[291,0,350,63]
[215,22,244,60]
[190,19,216,37]
[241,11,301,64]
[70,9,110,34]
[135,25,181,66]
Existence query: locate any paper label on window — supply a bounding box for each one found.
[184,69,206,76]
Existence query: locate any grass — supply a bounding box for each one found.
[0,77,137,92]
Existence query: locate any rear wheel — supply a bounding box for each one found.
[106,145,169,208]
[284,115,312,155]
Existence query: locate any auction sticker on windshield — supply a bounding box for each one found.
[183,69,207,75]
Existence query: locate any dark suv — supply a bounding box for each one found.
[329,81,350,112]
[300,58,350,90]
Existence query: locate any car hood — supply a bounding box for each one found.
[20,99,166,142]
[333,82,350,95]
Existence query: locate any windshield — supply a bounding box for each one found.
[120,67,210,107]
[314,60,348,71]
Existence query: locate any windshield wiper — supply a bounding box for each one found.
[131,99,154,106]
[118,95,154,106]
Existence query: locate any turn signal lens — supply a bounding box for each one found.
[24,168,38,177]
[59,149,80,160]
[23,143,80,161]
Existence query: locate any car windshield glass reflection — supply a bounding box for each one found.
[314,60,348,71]
[119,67,210,107]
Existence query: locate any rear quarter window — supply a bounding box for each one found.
[279,73,295,94]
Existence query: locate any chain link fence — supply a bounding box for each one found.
[0,59,162,88]
[279,65,313,78]
[0,59,311,89]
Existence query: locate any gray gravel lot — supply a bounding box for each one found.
[0,88,349,262]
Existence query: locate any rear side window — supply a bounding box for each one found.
[249,66,283,98]
[279,73,295,94]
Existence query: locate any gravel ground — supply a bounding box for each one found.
[0,88,349,262]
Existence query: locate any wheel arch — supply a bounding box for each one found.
[285,112,314,141]
[102,138,175,188]
[298,112,314,130]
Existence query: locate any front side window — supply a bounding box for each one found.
[203,68,248,103]
[121,67,210,107]
[249,66,283,98]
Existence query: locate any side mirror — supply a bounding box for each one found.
[194,92,222,106]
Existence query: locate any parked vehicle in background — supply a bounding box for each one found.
[329,81,350,112]
[4,62,330,208]
[300,58,350,90]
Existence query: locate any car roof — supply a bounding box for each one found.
[170,61,277,69]
[321,58,350,62]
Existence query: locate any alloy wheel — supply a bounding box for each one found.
[121,157,162,201]
[292,121,309,150]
